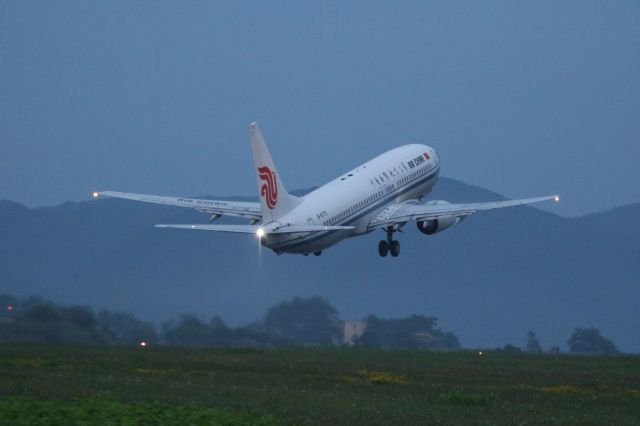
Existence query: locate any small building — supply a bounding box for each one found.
[343,320,368,345]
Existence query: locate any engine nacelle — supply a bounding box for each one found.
[417,215,460,235]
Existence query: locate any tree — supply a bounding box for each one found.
[356,315,382,347]
[567,327,619,356]
[497,344,522,354]
[209,315,227,329]
[19,302,106,344]
[61,306,96,329]
[25,304,60,322]
[163,315,232,347]
[356,314,460,350]
[526,331,543,353]
[98,310,158,345]
[263,297,341,346]
[440,332,461,350]
[163,314,292,348]
[389,315,440,349]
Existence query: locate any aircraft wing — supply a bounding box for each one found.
[368,195,559,229]
[95,191,262,221]
[155,224,355,234]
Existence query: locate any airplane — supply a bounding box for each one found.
[94,122,559,257]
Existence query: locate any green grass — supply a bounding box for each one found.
[0,345,639,425]
[0,398,276,426]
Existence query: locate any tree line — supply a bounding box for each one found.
[0,294,459,350]
[0,294,620,354]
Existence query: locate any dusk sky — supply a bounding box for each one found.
[1,1,638,216]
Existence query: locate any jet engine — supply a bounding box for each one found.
[417,215,460,235]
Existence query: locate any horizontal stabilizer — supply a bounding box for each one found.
[271,225,354,233]
[155,224,354,234]
[156,224,261,233]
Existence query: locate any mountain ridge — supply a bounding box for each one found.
[1,178,638,352]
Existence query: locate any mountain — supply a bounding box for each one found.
[1,179,638,353]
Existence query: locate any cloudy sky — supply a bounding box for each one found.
[1,1,638,216]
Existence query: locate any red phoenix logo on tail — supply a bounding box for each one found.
[258,166,278,209]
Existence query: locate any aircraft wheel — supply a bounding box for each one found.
[378,240,389,257]
[314,251,322,256]
[390,240,400,257]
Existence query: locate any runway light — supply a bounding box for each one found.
[92,192,99,199]
[256,228,265,239]
[139,341,147,347]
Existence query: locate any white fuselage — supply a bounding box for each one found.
[262,144,440,254]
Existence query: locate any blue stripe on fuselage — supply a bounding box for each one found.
[269,165,440,252]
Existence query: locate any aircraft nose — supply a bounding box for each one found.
[427,147,438,161]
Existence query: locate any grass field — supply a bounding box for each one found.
[0,344,639,425]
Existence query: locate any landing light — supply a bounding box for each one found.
[92,192,99,199]
[256,228,265,239]
[554,195,560,202]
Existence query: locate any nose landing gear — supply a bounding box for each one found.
[378,226,400,257]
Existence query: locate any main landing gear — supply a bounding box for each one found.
[378,226,400,257]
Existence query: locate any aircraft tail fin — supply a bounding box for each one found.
[249,122,301,223]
